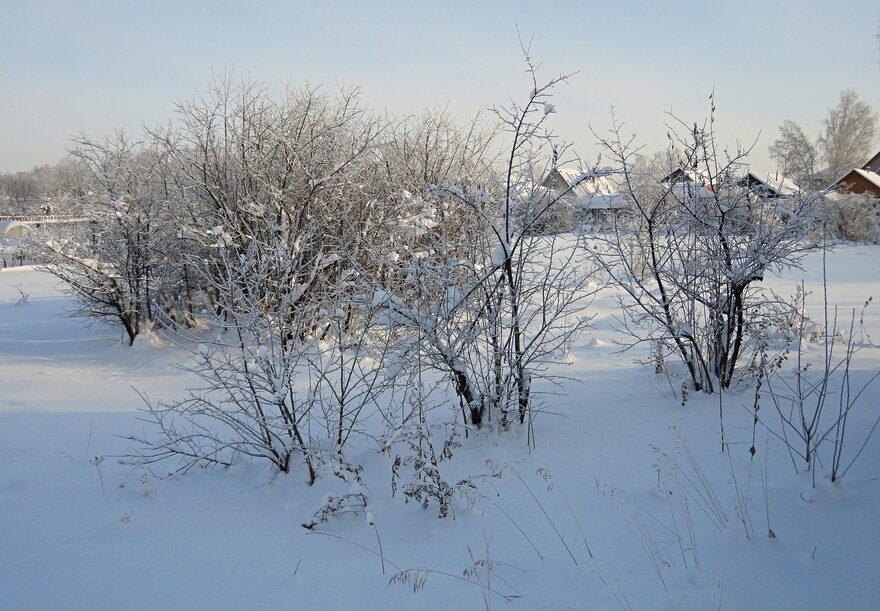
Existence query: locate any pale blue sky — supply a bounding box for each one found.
[1,0,878,173]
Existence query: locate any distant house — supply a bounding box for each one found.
[539,167,616,199]
[661,167,799,199]
[739,172,800,199]
[538,167,626,227]
[820,150,880,197]
[821,152,880,243]
[829,150,880,198]
[829,168,880,197]
[659,167,708,187]
[656,166,717,204]
[574,192,629,226]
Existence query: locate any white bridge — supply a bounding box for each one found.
[1,215,93,244]
[0,214,92,224]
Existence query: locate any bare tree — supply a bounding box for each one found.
[379,107,499,195]
[0,171,42,209]
[818,89,877,181]
[768,120,818,184]
[481,54,596,428]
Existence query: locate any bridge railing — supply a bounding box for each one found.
[0,215,92,223]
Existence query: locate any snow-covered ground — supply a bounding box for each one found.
[1,246,879,610]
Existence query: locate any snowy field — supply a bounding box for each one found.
[1,245,879,610]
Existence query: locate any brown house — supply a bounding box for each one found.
[830,169,880,197]
[829,150,880,197]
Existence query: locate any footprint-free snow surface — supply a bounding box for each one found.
[1,247,879,610]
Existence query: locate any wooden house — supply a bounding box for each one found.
[739,172,800,198]
[830,169,880,197]
[538,167,626,227]
[827,150,880,197]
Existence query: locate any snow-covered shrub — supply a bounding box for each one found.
[41,133,181,345]
[822,193,880,243]
[130,239,322,478]
[761,284,880,482]
[391,423,477,519]
[302,492,369,530]
[588,104,818,393]
[306,286,397,453]
[376,56,596,432]
[129,78,409,478]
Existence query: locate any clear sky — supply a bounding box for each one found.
[1,0,878,174]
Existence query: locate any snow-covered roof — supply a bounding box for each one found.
[765,175,800,196]
[853,169,880,191]
[744,172,800,197]
[542,167,615,199]
[660,167,708,186]
[669,182,714,199]
[829,167,880,195]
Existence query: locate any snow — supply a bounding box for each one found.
[763,174,800,196]
[1,246,880,609]
[549,167,616,198]
[669,181,715,199]
[661,168,709,186]
[491,240,509,266]
[747,172,800,197]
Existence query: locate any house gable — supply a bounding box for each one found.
[862,150,880,174]
[831,168,880,197]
